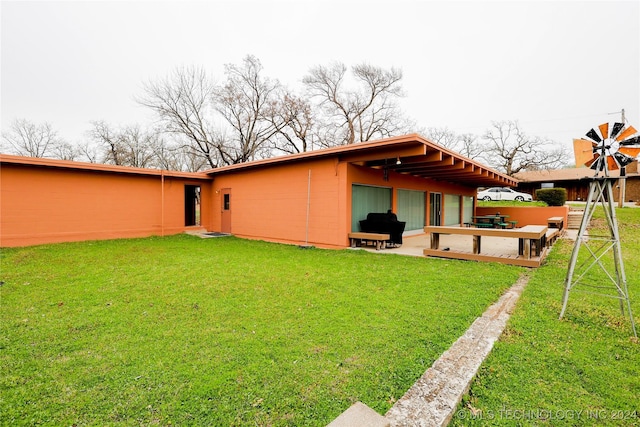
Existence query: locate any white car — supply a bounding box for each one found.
[477,187,533,202]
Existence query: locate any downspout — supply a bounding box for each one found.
[161,170,165,237]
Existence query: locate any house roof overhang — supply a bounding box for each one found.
[206,134,517,188]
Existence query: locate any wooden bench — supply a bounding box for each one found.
[348,232,391,250]
[545,228,560,247]
[423,225,548,267]
[547,216,564,231]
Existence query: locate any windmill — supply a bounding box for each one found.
[559,121,640,337]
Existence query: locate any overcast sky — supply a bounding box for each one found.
[2,0,639,154]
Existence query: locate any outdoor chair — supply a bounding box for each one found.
[359,212,406,246]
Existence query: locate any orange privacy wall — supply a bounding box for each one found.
[475,206,569,228]
[0,157,212,247]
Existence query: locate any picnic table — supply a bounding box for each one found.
[471,214,511,228]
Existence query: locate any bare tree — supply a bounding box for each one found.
[123,126,161,168]
[265,91,315,154]
[137,66,222,168]
[1,119,62,157]
[481,120,570,175]
[89,121,127,165]
[426,127,459,149]
[214,55,286,163]
[457,133,485,160]
[50,141,79,161]
[88,121,158,168]
[303,62,407,146]
[426,127,485,160]
[77,141,101,163]
[153,136,208,172]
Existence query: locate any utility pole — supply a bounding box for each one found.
[618,108,626,208]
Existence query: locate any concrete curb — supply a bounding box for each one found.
[385,274,529,426]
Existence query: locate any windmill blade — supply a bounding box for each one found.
[615,125,637,141]
[619,135,640,146]
[606,156,619,171]
[599,123,609,140]
[591,157,605,171]
[573,138,597,167]
[586,128,602,142]
[577,122,638,175]
[587,154,604,171]
[618,146,640,158]
[612,152,636,168]
[610,122,625,139]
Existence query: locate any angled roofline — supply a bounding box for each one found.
[203,133,427,174]
[0,153,211,180]
[205,133,517,187]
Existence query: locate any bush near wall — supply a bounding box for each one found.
[535,188,567,206]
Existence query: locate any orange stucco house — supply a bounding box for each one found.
[0,134,516,248]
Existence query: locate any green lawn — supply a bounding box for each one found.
[477,200,547,208]
[4,208,638,426]
[0,235,522,426]
[451,207,640,426]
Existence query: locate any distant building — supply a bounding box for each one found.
[515,162,640,202]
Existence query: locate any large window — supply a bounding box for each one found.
[430,193,442,226]
[444,194,461,226]
[397,189,426,231]
[351,184,392,232]
[463,195,474,225]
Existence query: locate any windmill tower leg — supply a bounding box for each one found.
[605,179,637,336]
[560,180,596,319]
[604,179,626,314]
[560,178,636,337]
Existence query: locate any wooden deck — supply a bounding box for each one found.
[422,225,551,267]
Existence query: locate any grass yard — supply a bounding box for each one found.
[0,235,523,426]
[452,207,640,426]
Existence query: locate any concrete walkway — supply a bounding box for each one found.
[328,274,530,427]
[384,274,529,426]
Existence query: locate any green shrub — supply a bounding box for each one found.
[535,188,567,206]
